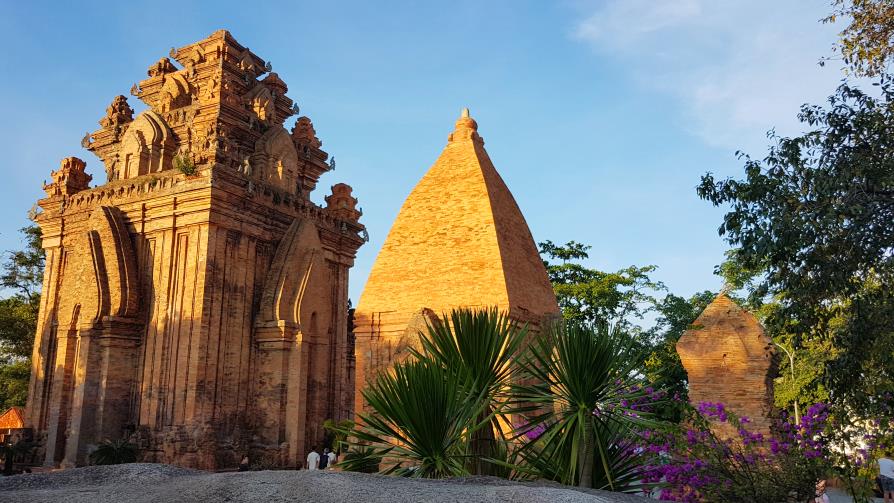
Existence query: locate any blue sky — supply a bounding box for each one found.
[0,1,851,306]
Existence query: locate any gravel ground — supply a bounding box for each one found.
[0,463,649,503]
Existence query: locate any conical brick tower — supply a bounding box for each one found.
[353,109,559,415]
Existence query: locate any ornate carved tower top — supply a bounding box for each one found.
[80,30,334,198]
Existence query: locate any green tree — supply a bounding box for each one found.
[538,240,665,329]
[0,225,43,410]
[697,79,894,413]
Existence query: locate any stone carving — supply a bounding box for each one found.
[157,74,191,112]
[237,47,261,76]
[245,83,275,125]
[147,57,177,77]
[676,294,777,437]
[26,31,367,471]
[291,117,321,148]
[43,157,92,197]
[261,72,287,94]
[352,110,560,417]
[99,95,134,129]
[254,126,298,192]
[325,183,361,221]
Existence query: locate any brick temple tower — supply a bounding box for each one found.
[676,293,777,436]
[25,31,366,469]
[352,109,559,415]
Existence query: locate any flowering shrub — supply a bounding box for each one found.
[820,413,890,503]
[639,402,828,502]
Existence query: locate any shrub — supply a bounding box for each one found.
[173,154,197,176]
[89,438,138,465]
[640,403,832,502]
[509,320,662,490]
[339,445,382,474]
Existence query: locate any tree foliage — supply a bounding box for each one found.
[825,0,894,76]
[698,79,894,413]
[0,225,43,411]
[538,240,665,329]
[2,225,43,303]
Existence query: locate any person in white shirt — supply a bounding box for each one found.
[325,447,336,469]
[813,479,830,503]
[879,454,894,503]
[306,446,320,471]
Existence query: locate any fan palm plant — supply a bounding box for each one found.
[89,438,138,465]
[510,320,655,489]
[340,358,486,478]
[411,307,528,475]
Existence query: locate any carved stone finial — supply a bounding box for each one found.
[148,57,177,77]
[449,108,482,144]
[325,183,361,221]
[261,72,287,94]
[291,116,321,148]
[99,95,134,129]
[81,132,92,149]
[44,157,92,197]
[237,48,260,76]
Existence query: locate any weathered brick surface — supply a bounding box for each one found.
[25,31,365,470]
[676,294,777,437]
[353,110,560,416]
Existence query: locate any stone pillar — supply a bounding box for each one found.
[253,324,309,468]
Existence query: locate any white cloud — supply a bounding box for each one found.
[573,0,850,152]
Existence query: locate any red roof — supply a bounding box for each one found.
[0,407,24,429]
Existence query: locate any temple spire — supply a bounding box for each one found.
[450,107,480,143]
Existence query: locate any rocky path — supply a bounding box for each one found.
[0,463,649,503]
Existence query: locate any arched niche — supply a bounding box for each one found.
[158,74,192,113]
[117,111,176,180]
[254,126,299,194]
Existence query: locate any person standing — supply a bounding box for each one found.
[306,446,320,471]
[813,479,830,503]
[326,447,337,469]
[880,453,894,503]
[318,447,329,470]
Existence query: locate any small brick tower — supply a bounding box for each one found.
[677,293,777,436]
